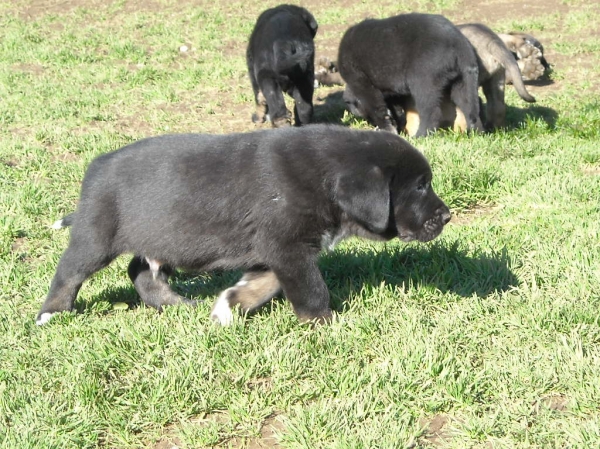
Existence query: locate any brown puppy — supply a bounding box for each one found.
[498,32,549,81]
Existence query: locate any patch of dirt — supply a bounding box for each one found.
[150,412,285,449]
[50,152,79,163]
[532,394,569,413]
[11,237,27,253]
[582,165,600,175]
[11,63,46,76]
[14,0,167,19]
[153,437,182,449]
[446,0,571,25]
[418,414,452,447]
[1,158,19,168]
[228,414,285,449]
[449,204,505,226]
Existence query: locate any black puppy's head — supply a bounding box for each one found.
[389,154,451,243]
[335,137,450,243]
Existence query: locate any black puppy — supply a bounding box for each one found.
[247,5,318,128]
[338,13,484,137]
[37,125,451,326]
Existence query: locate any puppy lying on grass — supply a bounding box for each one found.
[498,32,550,81]
[38,125,451,326]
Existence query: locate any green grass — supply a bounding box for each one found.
[1,0,600,447]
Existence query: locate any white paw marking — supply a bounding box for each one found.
[146,258,161,280]
[51,219,64,229]
[210,290,234,326]
[236,280,248,286]
[36,312,55,325]
[320,228,346,251]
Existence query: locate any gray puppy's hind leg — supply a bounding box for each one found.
[37,244,116,325]
[127,256,198,311]
[211,268,281,325]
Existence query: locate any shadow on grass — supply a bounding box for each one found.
[312,89,560,133]
[505,103,558,129]
[313,90,346,125]
[81,240,518,318]
[320,240,519,313]
[79,270,242,312]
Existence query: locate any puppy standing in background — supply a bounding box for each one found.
[247,5,318,128]
[338,13,484,137]
[37,125,451,326]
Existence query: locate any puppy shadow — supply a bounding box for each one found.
[505,104,558,130]
[319,241,519,313]
[79,270,242,313]
[313,90,347,125]
[79,242,518,320]
[523,77,554,87]
[77,285,140,313]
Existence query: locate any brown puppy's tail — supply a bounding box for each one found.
[489,37,536,103]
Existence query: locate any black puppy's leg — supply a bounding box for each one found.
[127,256,197,311]
[211,268,281,325]
[290,72,315,126]
[37,244,115,325]
[449,72,485,133]
[257,71,291,128]
[248,63,268,124]
[252,91,269,124]
[270,253,332,324]
[387,101,406,133]
[411,83,445,137]
[347,82,396,133]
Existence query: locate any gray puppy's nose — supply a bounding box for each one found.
[439,209,451,225]
[442,212,452,225]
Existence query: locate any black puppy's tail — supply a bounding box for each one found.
[273,40,314,74]
[52,212,74,229]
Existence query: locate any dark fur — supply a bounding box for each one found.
[246,5,318,128]
[37,125,450,325]
[338,13,484,137]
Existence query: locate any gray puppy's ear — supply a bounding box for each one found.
[334,166,390,233]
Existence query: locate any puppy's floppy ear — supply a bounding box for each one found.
[301,9,318,37]
[334,166,390,233]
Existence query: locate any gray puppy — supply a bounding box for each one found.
[38,125,451,326]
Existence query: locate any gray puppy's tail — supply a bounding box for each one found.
[489,39,536,103]
[274,40,314,74]
[52,213,74,229]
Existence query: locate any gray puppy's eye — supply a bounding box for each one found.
[417,181,429,192]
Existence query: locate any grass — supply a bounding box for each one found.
[1,0,600,447]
